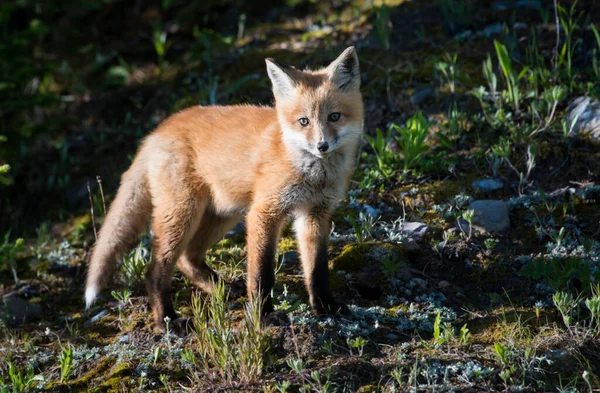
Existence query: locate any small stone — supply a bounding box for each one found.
[363,204,379,218]
[280,251,299,265]
[565,96,600,139]
[85,309,110,325]
[461,200,510,233]
[401,222,429,240]
[471,178,503,192]
[437,280,450,289]
[117,334,130,343]
[410,88,434,105]
[412,278,427,289]
[386,333,399,341]
[0,293,41,323]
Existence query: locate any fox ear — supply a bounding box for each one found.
[266,58,296,98]
[327,46,360,92]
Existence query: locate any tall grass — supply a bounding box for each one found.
[191,281,267,385]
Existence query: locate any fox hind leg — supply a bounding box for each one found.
[146,197,204,334]
[176,210,242,294]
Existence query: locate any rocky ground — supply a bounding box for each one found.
[1,0,600,392]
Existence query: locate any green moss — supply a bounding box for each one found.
[331,243,372,272]
[357,385,380,393]
[95,362,135,392]
[331,242,406,272]
[329,242,407,292]
[65,357,116,390]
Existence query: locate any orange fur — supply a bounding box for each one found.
[85,47,364,332]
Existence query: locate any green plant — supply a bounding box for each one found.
[347,336,366,357]
[553,291,579,330]
[432,311,454,349]
[321,339,334,356]
[0,234,25,286]
[557,0,582,85]
[365,127,395,178]
[1,361,43,393]
[491,138,536,195]
[153,346,162,366]
[585,285,600,335]
[561,110,581,139]
[111,289,132,329]
[345,211,377,244]
[121,242,150,288]
[439,0,473,31]
[191,281,267,385]
[151,25,171,71]
[484,238,499,251]
[457,209,474,242]
[373,6,392,50]
[591,24,600,79]
[159,373,172,393]
[434,52,459,93]
[287,359,338,393]
[458,323,471,345]
[275,380,291,392]
[494,40,528,113]
[521,256,592,292]
[111,289,132,305]
[0,135,10,186]
[59,345,73,383]
[392,111,430,174]
[380,256,402,278]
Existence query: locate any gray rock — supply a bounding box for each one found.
[85,309,110,326]
[462,200,510,233]
[565,96,600,139]
[363,204,379,218]
[385,333,399,341]
[401,222,429,240]
[117,334,130,343]
[410,88,434,105]
[1,292,41,323]
[472,178,504,192]
[437,280,451,289]
[412,278,427,289]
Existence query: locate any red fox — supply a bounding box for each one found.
[85,47,364,333]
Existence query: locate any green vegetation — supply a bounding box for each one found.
[2,0,600,391]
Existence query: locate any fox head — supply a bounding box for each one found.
[266,47,364,158]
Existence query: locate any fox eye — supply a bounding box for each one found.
[328,112,341,122]
[298,117,310,127]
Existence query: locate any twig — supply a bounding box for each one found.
[96,175,107,216]
[87,181,98,242]
[552,0,560,71]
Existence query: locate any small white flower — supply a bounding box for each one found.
[45,327,51,336]
[163,316,171,323]
[374,320,379,329]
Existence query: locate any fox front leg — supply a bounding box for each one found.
[294,208,349,315]
[245,205,285,314]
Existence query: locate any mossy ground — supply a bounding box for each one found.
[2,0,600,392]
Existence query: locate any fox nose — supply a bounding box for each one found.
[317,141,329,153]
